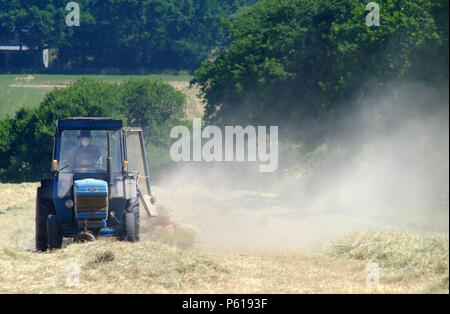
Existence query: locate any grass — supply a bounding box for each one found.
[0,74,197,119]
[0,183,448,294]
[0,241,230,293]
[328,232,449,293]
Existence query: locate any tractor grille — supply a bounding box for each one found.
[75,196,108,213]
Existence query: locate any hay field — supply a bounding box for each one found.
[0,183,447,294]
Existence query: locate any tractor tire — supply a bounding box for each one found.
[125,198,140,242]
[47,214,63,249]
[35,193,49,252]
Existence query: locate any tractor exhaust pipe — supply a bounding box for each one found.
[107,132,113,189]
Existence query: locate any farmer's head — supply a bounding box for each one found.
[78,130,92,147]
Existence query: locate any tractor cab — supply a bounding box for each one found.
[36,118,156,251]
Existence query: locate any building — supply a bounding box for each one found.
[0,30,48,69]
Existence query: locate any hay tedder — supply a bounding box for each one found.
[36,118,157,251]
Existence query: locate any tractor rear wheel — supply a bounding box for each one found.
[47,214,63,249]
[125,199,140,242]
[36,193,49,252]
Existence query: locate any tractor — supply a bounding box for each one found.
[36,117,157,251]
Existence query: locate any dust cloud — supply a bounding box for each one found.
[149,82,449,251]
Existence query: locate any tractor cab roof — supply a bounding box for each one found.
[57,117,123,131]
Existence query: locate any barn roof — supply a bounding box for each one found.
[0,45,32,51]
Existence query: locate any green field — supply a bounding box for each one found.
[0,74,195,119]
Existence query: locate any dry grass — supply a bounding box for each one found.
[0,241,230,293]
[328,232,449,293]
[0,183,448,293]
[141,206,199,249]
[0,183,39,250]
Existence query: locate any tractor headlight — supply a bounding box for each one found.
[65,199,74,208]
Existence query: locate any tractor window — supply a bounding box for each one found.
[59,130,122,173]
[124,129,151,195]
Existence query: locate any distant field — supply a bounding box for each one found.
[0,74,200,119]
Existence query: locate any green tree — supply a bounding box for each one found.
[0,0,257,71]
[119,79,187,169]
[193,0,449,137]
[119,78,186,144]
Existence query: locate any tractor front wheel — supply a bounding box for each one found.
[47,214,63,249]
[36,193,49,252]
[36,194,48,252]
[124,198,140,242]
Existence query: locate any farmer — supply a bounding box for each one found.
[73,130,102,168]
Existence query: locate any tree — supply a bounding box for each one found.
[193,0,449,139]
[0,0,258,71]
[119,78,186,145]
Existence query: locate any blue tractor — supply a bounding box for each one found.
[36,118,157,251]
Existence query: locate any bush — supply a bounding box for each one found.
[118,79,188,170]
[119,79,186,145]
[0,78,187,182]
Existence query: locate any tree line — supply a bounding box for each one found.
[193,0,448,137]
[0,0,256,71]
